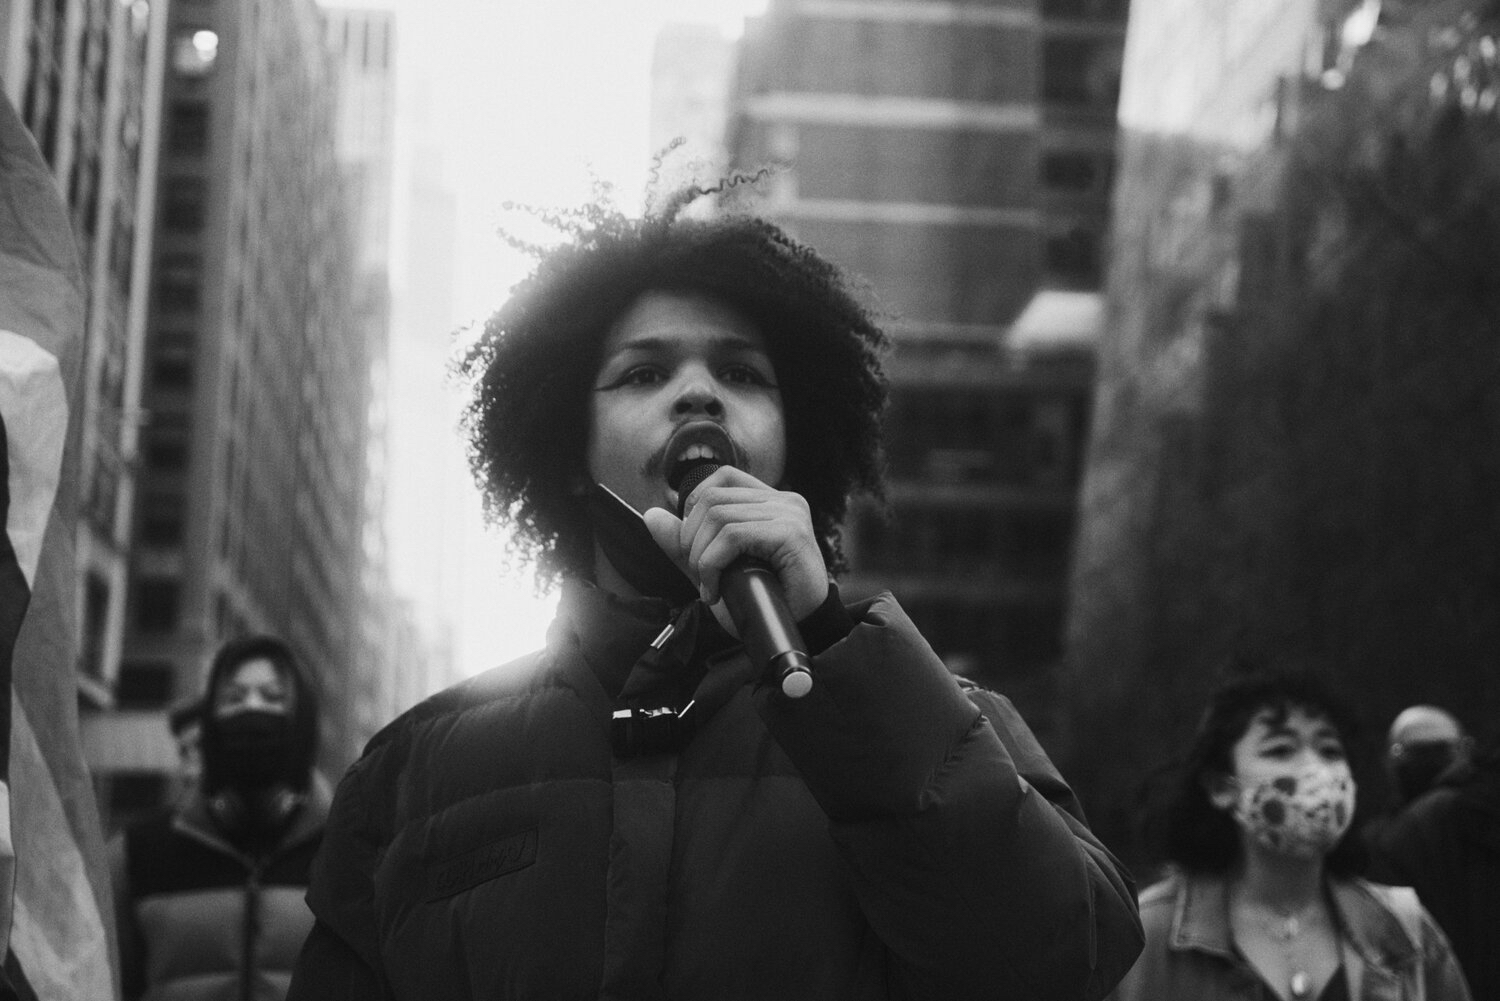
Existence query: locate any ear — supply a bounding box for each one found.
[1203,772,1238,812]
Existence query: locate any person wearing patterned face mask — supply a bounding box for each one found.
[109,636,328,1001]
[1109,669,1471,1001]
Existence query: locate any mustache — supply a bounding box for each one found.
[644,422,746,482]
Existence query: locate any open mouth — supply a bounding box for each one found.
[667,445,725,492]
[662,424,737,501]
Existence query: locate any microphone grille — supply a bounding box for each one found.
[674,462,722,519]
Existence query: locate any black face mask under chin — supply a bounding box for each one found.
[211,709,294,790]
[588,483,698,605]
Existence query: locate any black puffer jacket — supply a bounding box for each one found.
[109,784,328,1001]
[1368,747,1500,1001]
[290,583,1142,1000]
[112,634,326,1001]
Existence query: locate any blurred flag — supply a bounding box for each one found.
[0,94,117,998]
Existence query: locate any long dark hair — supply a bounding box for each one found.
[1150,667,1367,876]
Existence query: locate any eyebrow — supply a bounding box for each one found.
[1255,719,1340,741]
[604,335,770,357]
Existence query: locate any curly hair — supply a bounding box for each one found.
[456,185,889,589]
[1149,665,1367,877]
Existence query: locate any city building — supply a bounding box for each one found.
[96,0,370,824]
[724,0,1127,735]
[320,2,415,767]
[381,68,465,704]
[1061,0,1495,854]
[2,0,174,800]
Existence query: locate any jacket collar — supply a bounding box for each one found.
[174,770,332,865]
[551,580,676,702]
[1168,871,1421,976]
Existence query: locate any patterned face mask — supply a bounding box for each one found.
[1230,763,1357,858]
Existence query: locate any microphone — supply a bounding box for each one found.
[674,463,813,699]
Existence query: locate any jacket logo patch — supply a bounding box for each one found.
[428,828,538,902]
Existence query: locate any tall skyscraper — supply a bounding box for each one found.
[725,0,1127,735]
[97,0,370,819]
[320,2,417,767]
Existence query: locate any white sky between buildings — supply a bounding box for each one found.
[329,0,767,682]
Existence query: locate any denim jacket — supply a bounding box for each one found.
[1108,871,1471,1001]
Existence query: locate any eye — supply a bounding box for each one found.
[721,363,776,387]
[600,365,666,389]
[1317,741,1347,761]
[1260,741,1296,759]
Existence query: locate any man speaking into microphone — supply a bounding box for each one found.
[289,183,1142,1001]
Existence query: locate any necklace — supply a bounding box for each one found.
[1270,903,1319,998]
[1264,901,1321,941]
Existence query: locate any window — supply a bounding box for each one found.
[161,177,207,231]
[1042,38,1122,113]
[80,573,110,682]
[115,660,176,708]
[139,490,185,546]
[168,101,209,154]
[155,252,201,314]
[1041,0,1129,20]
[133,577,181,632]
[152,355,193,390]
[1045,226,1102,288]
[145,432,189,470]
[1042,151,1113,196]
[151,330,195,389]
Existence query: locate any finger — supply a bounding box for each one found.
[679,465,772,518]
[688,507,806,606]
[683,495,790,568]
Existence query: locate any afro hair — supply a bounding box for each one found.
[456,184,889,589]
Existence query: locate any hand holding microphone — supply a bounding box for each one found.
[645,463,816,699]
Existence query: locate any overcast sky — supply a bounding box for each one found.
[357,0,767,679]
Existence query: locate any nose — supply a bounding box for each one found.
[671,364,724,418]
[1291,746,1325,771]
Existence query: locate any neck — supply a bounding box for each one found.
[592,543,640,600]
[1233,842,1327,912]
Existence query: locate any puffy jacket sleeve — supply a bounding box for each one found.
[755,592,1143,1001]
[288,739,396,1001]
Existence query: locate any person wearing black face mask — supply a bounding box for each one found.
[108,635,327,1001]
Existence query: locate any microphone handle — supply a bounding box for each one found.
[674,460,812,698]
[720,560,813,699]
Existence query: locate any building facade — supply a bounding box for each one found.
[1062,0,1500,856]
[3,0,170,696]
[3,0,176,809]
[321,3,415,768]
[724,0,1126,735]
[99,0,369,823]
